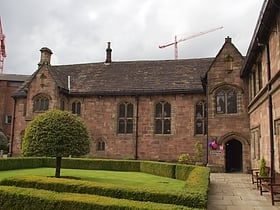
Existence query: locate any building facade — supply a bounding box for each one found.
[0,74,29,141]
[241,0,280,174]
[5,0,279,173]
[8,37,250,172]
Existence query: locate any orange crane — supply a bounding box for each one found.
[159,26,223,59]
[0,17,7,74]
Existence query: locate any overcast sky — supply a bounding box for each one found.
[1,0,264,75]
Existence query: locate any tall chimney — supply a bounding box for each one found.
[38,47,53,67]
[105,42,112,63]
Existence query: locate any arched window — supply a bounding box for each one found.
[195,101,207,135]
[33,94,50,112]
[118,102,133,134]
[155,101,171,134]
[72,101,81,115]
[96,139,105,151]
[216,89,238,114]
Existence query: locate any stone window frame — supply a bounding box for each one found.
[214,86,240,115]
[71,101,81,115]
[96,138,106,152]
[251,126,261,160]
[32,93,51,112]
[155,100,171,135]
[117,101,134,134]
[195,100,207,135]
[249,56,263,100]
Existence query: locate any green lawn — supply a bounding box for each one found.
[0,168,185,193]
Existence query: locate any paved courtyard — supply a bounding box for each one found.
[207,173,280,210]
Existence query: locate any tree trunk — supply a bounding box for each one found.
[55,156,62,178]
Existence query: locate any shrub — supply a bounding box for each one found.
[178,154,191,164]
[0,186,196,210]
[140,161,176,178]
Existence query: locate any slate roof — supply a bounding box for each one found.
[241,0,280,77]
[0,74,30,82]
[14,58,214,97]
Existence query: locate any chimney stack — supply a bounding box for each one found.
[38,47,53,67]
[105,42,112,63]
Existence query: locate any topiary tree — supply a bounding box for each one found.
[0,131,9,154]
[22,110,90,178]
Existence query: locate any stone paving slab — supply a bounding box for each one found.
[207,173,280,210]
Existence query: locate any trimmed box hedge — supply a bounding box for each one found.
[0,176,204,208]
[0,158,210,209]
[0,186,200,210]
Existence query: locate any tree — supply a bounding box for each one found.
[22,110,90,178]
[0,131,9,153]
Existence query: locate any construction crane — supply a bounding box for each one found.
[0,17,7,74]
[159,26,223,60]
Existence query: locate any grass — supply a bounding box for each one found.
[0,168,186,193]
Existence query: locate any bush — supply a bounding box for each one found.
[0,186,197,210]
[140,161,176,178]
[175,164,195,181]
[0,157,44,171]
[0,132,9,154]
[178,154,191,164]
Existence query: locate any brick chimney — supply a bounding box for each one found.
[105,42,112,63]
[38,47,53,67]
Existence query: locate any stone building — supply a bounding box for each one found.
[9,36,250,172]
[241,0,280,174]
[0,74,29,141]
[8,0,280,173]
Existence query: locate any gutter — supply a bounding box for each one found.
[265,43,275,181]
[135,96,139,160]
[9,97,17,157]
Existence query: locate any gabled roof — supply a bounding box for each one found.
[14,58,214,97]
[241,0,280,77]
[0,73,30,81]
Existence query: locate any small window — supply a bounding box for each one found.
[155,101,171,134]
[227,91,237,113]
[97,139,105,151]
[72,101,81,115]
[33,94,50,112]
[118,102,133,134]
[5,115,12,124]
[195,101,207,135]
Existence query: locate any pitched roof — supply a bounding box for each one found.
[241,0,280,77]
[0,73,30,81]
[49,58,214,96]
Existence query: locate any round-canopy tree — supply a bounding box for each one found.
[22,110,90,177]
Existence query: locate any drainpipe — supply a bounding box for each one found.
[266,42,274,181]
[135,96,139,160]
[9,97,17,157]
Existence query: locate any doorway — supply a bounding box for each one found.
[225,139,242,172]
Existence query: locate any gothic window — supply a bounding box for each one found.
[118,102,133,134]
[216,92,225,113]
[72,101,81,115]
[33,94,50,112]
[96,139,105,151]
[216,90,237,114]
[195,101,207,135]
[251,127,260,160]
[155,101,171,134]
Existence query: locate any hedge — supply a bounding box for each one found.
[0,186,199,210]
[0,176,204,208]
[0,157,45,171]
[0,158,210,209]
